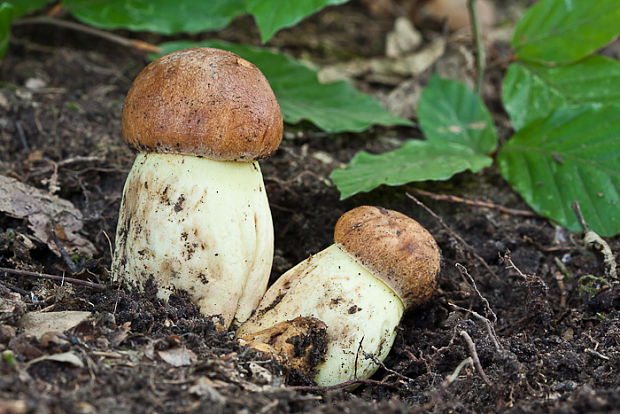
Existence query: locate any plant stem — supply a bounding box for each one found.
[13,16,161,54]
[467,0,485,95]
[409,188,536,218]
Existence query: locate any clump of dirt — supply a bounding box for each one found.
[1,2,619,413]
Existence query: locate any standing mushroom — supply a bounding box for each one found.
[112,48,283,329]
[237,206,440,385]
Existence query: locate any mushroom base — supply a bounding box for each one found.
[112,152,273,329]
[237,244,404,386]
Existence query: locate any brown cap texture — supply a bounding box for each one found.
[334,206,440,308]
[121,47,283,161]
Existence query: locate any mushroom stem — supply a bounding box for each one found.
[113,152,273,328]
[236,244,404,385]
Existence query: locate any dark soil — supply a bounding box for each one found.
[1,2,619,413]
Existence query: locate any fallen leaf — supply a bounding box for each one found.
[248,362,274,386]
[189,377,226,404]
[381,79,423,119]
[318,38,446,84]
[19,311,92,340]
[386,17,422,58]
[26,351,84,368]
[157,347,197,367]
[0,293,26,325]
[0,175,96,256]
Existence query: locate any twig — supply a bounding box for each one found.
[406,192,497,279]
[459,331,493,389]
[572,201,617,280]
[289,377,398,392]
[443,357,473,387]
[455,263,497,323]
[409,188,536,218]
[15,120,29,151]
[584,348,610,361]
[0,281,28,295]
[449,302,502,353]
[467,0,485,95]
[13,17,161,53]
[553,257,570,307]
[571,201,589,232]
[0,267,106,290]
[364,352,414,384]
[29,155,105,176]
[51,229,78,274]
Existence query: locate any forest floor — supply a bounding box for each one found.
[1,1,619,413]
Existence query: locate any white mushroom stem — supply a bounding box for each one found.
[112,152,273,328]
[236,244,404,386]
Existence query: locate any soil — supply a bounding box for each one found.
[1,1,619,413]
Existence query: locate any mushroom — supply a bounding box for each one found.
[237,206,440,385]
[112,48,283,329]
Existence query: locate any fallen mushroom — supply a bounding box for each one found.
[237,206,440,385]
[112,47,283,329]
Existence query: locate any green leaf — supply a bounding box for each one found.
[246,0,349,43]
[154,40,411,132]
[503,57,620,130]
[512,0,620,64]
[0,3,13,58]
[331,75,497,198]
[498,105,620,236]
[10,0,53,18]
[330,140,492,199]
[419,75,497,153]
[63,0,246,34]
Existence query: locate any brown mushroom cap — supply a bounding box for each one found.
[334,206,440,308]
[121,47,283,161]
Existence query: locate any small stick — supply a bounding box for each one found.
[443,357,473,386]
[51,229,79,274]
[410,188,536,218]
[449,302,502,353]
[13,17,162,53]
[571,201,588,232]
[15,120,29,151]
[0,267,106,290]
[572,201,617,279]
[467,0,485,95]
[455,263,497,323]
[459,330,493,389]
[406,192,497,279]
[584,348,610,361]
[364,352,414,384]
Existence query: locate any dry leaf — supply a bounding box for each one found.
[318,38,446,84]
[382,79,423,119]
[0,293,26,325]
[157,347,197,367]
[20,311,92,340]
[0,175,96,256]
[386,17,422,58]
[248,362,274,386]
[374,38,446,77]
[189,377,226,404]
[26,351,84,368]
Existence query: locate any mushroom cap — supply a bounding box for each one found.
[334,206,440,308]
[121,47,283,161]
